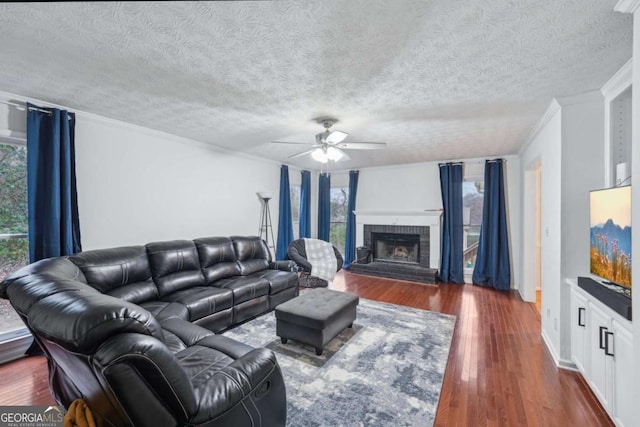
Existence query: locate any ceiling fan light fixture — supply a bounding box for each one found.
[326,146,344,161]
[311,148,329,163]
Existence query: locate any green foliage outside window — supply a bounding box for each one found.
[330,187,348,254]
[0,144,28,281]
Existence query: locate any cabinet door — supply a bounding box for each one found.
[570,289,589,374]
[611,320,633,427]
[587,302,613,412]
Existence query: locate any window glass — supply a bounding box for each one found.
[463,179,484,271]
[0,143,29,338]
[290,185,301,240]
[330,187,349,255]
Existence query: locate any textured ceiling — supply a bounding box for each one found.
[0,1,632,170]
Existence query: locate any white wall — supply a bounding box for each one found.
[630,2,640,411]
[559,95,605,362]
[0,91,281,250]
[520,92,605,367]
[520,104,563,360]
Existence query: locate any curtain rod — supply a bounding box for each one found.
[438,159,503,167]
[0,99,73,118]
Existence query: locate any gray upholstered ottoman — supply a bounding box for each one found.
[275,288,359,355]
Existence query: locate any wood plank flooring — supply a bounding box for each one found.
[0,271,613,426]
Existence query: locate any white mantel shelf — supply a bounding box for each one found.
[354,210,442,216]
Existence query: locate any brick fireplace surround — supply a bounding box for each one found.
[349,211,441,284]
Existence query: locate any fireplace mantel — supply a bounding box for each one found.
[354,209,442,272]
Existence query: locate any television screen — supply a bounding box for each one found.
[590,186,631,288]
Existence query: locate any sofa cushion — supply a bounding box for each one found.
[68,246,158,304]
[139,301,189,322]
[194,237,241,283]
[160,286,233,322]
[231,236,270,275]
[146,240,206,296]
[248,269,299,295]
[29,288,164,353]
[214,276,270,305]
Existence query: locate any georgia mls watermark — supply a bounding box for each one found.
[0,406,64,427]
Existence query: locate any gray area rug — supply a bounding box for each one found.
[223,296,456,426]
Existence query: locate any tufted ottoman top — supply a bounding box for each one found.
[275,288,359,330]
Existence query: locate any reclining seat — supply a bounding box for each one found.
[196,236,271,324]
[0,257,287,427]
[146,240,234,332]
[231,236,299,310]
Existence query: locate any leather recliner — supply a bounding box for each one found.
[0,236,296,427]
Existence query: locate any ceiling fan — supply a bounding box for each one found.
[271,118,387,163]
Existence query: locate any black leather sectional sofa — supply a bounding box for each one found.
[0,235,299,427]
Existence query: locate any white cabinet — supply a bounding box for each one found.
[569,284,633,426]
[611,320,634,427]
[570,289,589,374]
[587,301,614,411]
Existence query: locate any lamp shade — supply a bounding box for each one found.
[311,148,329,163]
[326,146,344,161]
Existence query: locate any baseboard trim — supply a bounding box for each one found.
[540,330,578,371]
[558,358,578,371]
[541,329,560,365]
[0,334,32,365]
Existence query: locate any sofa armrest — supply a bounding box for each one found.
[190,347,286,425]
[269,260,296,272]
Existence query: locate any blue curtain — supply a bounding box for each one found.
[473,159,511,290]
[318,172,331,241]
[27,104,82,262]
[439,163,464,284]
[343,170,359,269]
[276,165,294,260]
[299,170,311,238]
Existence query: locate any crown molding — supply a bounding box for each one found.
[556,89,603,106]
[601,58,633,100]
[519,99,561,156]
[615,0,640,13]
[0,89,282,168]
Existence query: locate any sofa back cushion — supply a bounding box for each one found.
[146,240,205,296]
[68,246,158,304]
[231,236,270,275]
[194,237,241,284]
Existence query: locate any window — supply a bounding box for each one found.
[330,187,349,255]
[290,185,301,240]
[463,179,484,272]
[0,143,29,340]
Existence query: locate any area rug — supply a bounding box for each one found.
[223,296,456,426]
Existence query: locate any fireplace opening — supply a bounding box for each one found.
[372,232,420,265]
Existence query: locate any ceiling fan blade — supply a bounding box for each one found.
[326,130,348,144]
[337,142,387,150]
[271,140,312,145]
[288,149,315,159]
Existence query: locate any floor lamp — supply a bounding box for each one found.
[257,192,275,258]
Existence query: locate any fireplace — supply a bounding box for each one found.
[362,224,431,269]
[372,232,420,265]
[350,224,436,283]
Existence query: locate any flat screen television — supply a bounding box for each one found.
[590,185,631,291]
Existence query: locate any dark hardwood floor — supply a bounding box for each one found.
[0,271,613,426]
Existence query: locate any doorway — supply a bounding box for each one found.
[534,164,542,313]
[522,160,542,307]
